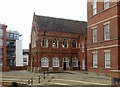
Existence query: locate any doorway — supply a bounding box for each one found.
[63,58,69,70]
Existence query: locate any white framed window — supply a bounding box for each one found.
[105,51,110,68]
[104,23,110,41]
[92,52,98,68]
[92,28,97,43]
[0,29,3,36]
[104,0,109,10]
[82,41,85,52]
[82,59,85,69]
[72,58,78,67]
[72,40,77,48]
[63,58,69,67]
[62,39,68,48]
[0,39,3,46]
[41,37,48,47]
[93,0,97,15]
[0,58,3,66]
[52,58,59,67]
[41,57,49,67]
[52,38,58,48]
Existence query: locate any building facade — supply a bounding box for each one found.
[0,24,8,71]
[87,0,120,74]
[29,13,87,72]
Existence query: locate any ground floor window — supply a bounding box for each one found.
[53,57,59,67]
[105,51,110,68]
[82,59,85,69]
[41,57,49,67]
[63,58,69,67]
[72,58,78,67]
[93,52,98,68]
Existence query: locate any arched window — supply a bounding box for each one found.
[63,58,69,67]
[62,39,68,48]
[72,58,78,67]
[41,37,48,47]
[72,40,77,48]
[52,58,59,67]
[41,57,49,67]
[52,38,58,48]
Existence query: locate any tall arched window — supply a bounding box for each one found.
[52,58,59,67]
[62,39,68,48]
[72,58,78,67]
[41,37,48,47]
[41,57,49,67]
[72,40,77,48]
[63,58,69,67]
[52,38,58,48]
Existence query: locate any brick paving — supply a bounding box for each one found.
[0,70,112,86]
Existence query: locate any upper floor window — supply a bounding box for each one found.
[104,0,109,10]
[92,52,98,68]
[92,28,97,43]
[0,39,3,46]
[41,37,48,47]
[72,40,77,48]
[82,41,85,52]
[52,38,58,48]
[62,39,68,48]
[104,23,110,41]
[0,29,3,36]
[52,57,59,67]
[93,0,97,15]
[41,57,49,67]
[104,51,110,68]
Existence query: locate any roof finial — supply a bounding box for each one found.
[34,12,35,16]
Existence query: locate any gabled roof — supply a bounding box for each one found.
[34,14,87,35]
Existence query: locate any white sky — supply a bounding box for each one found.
[0,0,87,49]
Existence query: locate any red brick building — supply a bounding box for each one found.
[87,0,120,74]
[0,24,9,71]
[29,13,87,72]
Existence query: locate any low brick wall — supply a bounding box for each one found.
[10,66,27,71]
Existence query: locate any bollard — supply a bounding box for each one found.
[43,71,45,79]
[31,78,33,85]
[38,75,41,83]
[47,68,49,76]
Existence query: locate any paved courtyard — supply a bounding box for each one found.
[0,70,112,86]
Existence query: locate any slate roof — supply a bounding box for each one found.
[34,14,87,35]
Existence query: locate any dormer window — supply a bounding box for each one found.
[41,37,48,47]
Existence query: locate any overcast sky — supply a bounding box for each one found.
[0,0,87,49]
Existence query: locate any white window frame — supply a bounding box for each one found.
[0,39,3,46]
[41,57,49,67]
[52,38,58,48]
[41,37,48,48]
[0,29,3,36]
[93,0,97,15]
[52,57,59,67]
[104,50,110,68]
[63,58,69,67]
[104,0,109,10]
[82,41,85,52]
[104,23,110,41]
[82,59,85,69]
[62,39,68,48]
[92,52,98,68]
[92,28,97,43]
[72,40,77,48]
[72,58,78,67]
